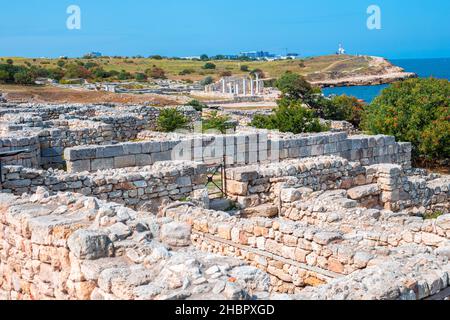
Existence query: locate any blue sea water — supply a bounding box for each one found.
[322,58,450,102]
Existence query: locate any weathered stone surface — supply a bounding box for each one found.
[347,184,380,200]
[67,230,115,260]
[160,222,192,247]
[243,204,278,218]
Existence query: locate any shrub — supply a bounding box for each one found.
[117,71,133,80]
[179,69,195,76]
[240,65,249,72]
[0,70,9,83]
[203,62,216,70]
[362,78,450,162]
[146,67,166,79]
[250,101,326,134]
[250,69,265,79]
[64,64,92,79]
[134,72,147,82]
[186,99,208,112]
[157,108,189,132]
[220,71,232,77]
[14,70,35,85]
[57,60,66,68]
[200,76,214,86]
[6,59,13,65]
[317,95,364,127]
[202,111,235,134]
[149,55,163,60]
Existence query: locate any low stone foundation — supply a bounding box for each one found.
[0,161,207,210]
[0,191,271,300]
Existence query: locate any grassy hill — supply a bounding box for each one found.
[0,55,380,82]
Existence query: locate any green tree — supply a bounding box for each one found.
[0,70,9,83]
[200,76,214,86]
[362,78,450,162]
[14,70,35,85]
[320,95,364,127]
[250,100,326,134]
[200,54,209,61]
[203,62,216,70]
[134,72,147,82]
[157,108,189,132]
[202,111,235,134]
[275,72,313,101]
[185,99,207,112]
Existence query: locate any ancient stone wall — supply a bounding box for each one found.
[0,104,200,170]
[164,202,450,294]
[0,134,41,168]
[0,161,207,210]
[225,156,366,212]
[64,131,412,173]
[366,164,450,212]
[225,157,449,214]
[0,191,269,300]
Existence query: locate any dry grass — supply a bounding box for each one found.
[0,55,377,82]
[0,84,183,105]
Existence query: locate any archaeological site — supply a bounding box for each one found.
[0,102,449,301]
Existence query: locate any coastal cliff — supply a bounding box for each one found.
[306,56,417,87]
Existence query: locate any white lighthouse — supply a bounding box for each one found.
[337,44,346,55]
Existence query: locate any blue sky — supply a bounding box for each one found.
[0,0,449,59]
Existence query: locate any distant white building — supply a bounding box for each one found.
[337,44,346,55]
[85,52,102,58]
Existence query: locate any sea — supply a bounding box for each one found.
[322,58,450,103]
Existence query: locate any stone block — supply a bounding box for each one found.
[313,232,342,245]
[151,151,172,163]
[135,154,152,167]
[123,143,142,155]
[67,160,91,173]
[91,158,114,171]
[67,230,114,260]
[114,155,136,168]
[103,145,124,158]
[160,222,192,247]
[347,184,381,200]
[226,180,248,196]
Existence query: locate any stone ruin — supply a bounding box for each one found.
[0,102,449,300]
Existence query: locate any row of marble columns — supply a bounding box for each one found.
[220,76,263,96]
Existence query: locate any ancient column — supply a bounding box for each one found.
[256,74,260,94]
[243,78,247,96]
[250,80,254,96]
[222,79,226,93]
[235,82,239,95]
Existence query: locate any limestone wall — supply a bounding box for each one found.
[366,164,450,212]
[225,156,366,212]
[164,204,372,293]
[0,161,207,210]
[64,131,412,173]
[225,157,449,214]
[0,134,41,168]
[0,191,269,300]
